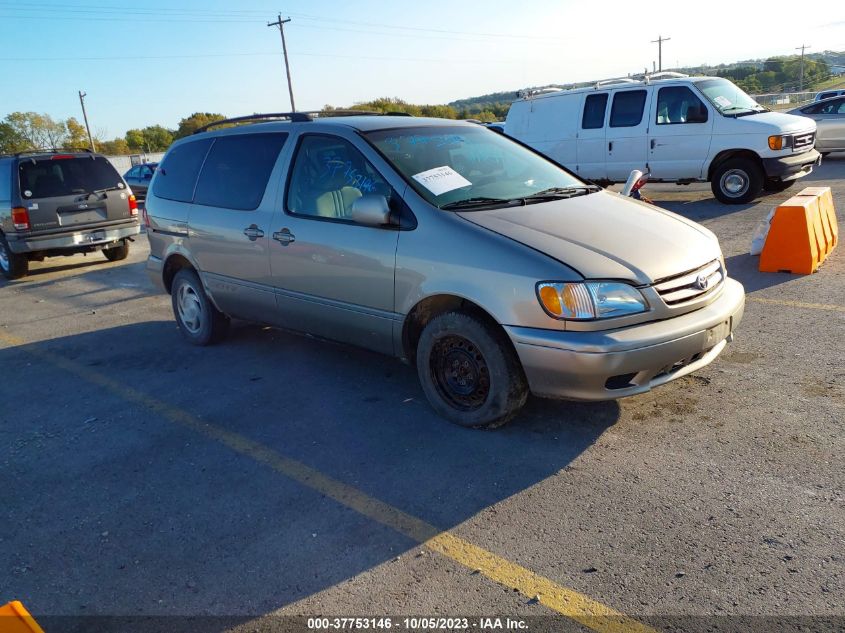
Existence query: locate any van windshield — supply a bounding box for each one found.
[18,156,124,199]
[365,126,590,210]
[695,79,766,117]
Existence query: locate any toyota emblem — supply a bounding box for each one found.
[696,273,710,290]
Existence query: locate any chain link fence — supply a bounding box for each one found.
[751,91,816,110]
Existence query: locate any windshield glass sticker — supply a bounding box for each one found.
[714,95,731,108]
[412,166,472,196]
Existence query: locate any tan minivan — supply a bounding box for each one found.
[145,113,745,428]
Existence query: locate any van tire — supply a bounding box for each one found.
[416,311,528,429]
[103,241,130,262]
[0,233,29,280]
[171,269,230,346]
[711,157,763,204]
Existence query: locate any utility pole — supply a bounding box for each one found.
[796,44,811,92]
[267,14,296,111]
[650,35,671,72]
[78,90,96,152]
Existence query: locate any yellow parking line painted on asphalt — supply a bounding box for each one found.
[0,329,655,633]
[747,297,845,313]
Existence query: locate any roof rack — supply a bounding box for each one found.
[5,147,95,157]
[193,110,411,134]
[594,78,638,89]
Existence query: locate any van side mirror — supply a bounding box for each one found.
[351,194,393,227]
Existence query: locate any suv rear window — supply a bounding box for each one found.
[153,138,213,203]
[18,156,123,200]
[194,133,288,210]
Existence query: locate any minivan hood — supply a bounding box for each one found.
[726,110,815,134]
[457,191,721,284]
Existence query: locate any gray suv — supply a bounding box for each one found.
[0,149,140,279]
[145,113,745,428]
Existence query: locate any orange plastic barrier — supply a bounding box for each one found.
[797,186,838,251]
[0,602,45,633]
[760,195,824,274]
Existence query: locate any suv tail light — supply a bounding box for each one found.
[128,194,138,217]
[11,207,30,231]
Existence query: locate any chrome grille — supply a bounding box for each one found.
[653,260,724,306]
[792,131,815,151]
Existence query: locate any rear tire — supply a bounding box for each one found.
[171,269,230,346]
[710,157,763,204]
[416,311,528,428]
[0,233,29,280]
[103,240,130,262]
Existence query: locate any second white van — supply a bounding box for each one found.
[504,73,821,203]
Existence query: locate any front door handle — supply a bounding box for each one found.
[273,228,295,245]
[608,141,613,152]
[650,139,656,150]
[243,224,264,241]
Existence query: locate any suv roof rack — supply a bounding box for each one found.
[3,147,95,158]
[193,110,412,134]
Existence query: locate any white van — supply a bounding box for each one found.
[504,73,821,203]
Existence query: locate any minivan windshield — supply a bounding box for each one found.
[365,125,591,210]
[695,79,767,117]
[18,156,124,199]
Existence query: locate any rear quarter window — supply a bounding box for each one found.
[194,133,288,210]
[152,138,213,203]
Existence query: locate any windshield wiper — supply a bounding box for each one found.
[438,197,513,210]
[83,186,120,200]
[721,106,766,118]
[522,185,601,202]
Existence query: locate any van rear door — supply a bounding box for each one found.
[647,85,713,180]
[605,89,650,181]
[17,155,133,232]
[576,92,608,180]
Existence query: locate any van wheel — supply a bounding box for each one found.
[103,241,130,262]
[171,269,229,345]
[416,312,528,429]
[0,233,29,280]
[711,158,763,204]
[764,178,796,193]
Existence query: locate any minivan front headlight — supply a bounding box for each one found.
[537,282,648,320]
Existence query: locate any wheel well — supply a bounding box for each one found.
[162,254,194,293]
[707,149,763,181]
[401,295,515,363]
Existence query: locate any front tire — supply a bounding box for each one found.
[0,233,28,280]
[103,240,130,262]
[171,269,229,345]
[416,312,528,428]
[711,157,763,204]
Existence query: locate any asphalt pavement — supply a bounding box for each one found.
[1,155,844,633]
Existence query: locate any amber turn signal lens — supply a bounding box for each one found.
[768,135,783,151]
[538,285,562,316]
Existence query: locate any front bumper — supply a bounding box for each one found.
[7,222,140,254]
[762,148,821,182]
[506,278,745,401]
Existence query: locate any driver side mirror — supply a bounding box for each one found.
[351,194,393,227]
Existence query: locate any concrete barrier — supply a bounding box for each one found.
[759,187,838,274]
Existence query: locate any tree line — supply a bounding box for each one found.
[0,112,226,156]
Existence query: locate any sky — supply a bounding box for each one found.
[1,0,844,138]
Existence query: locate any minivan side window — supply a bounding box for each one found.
[609,90,647,128]
[656,86,708,125]
[286,135,391,221]
[194,133,288,211]
[152,138,212,203]
[0,160,11,203]
[820,98,845,115]
[582,94,608,129]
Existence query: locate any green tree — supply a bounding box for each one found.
[0,121,28,153]
[174,112,225,139]
[141,125,173,151]
[97,138,131,155]
[3,112,67,149]
[65,117,90,148]
[125,128,145,150]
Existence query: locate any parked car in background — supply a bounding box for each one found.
[145,112,744,428]
[0,149,140,279]
[814,89,845,102]
[789,96,845,156]
[123,162,158,199]
[505,73,820,203]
